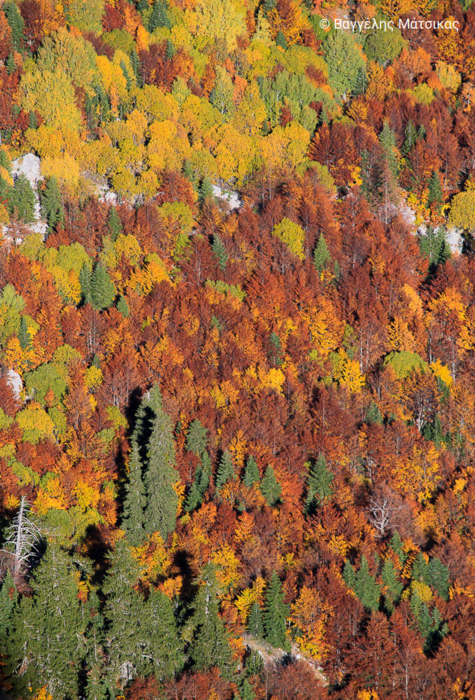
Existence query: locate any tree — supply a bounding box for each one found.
[90,264,116,311]
[381,558,403,613]
[428,171,443,210]
[212,233,228,270]
[449,188,475,232]
[313,234,331,273]
[215,451,235,494]
[271,217,305,260]
[247,601,264,639]
[0,570,17,640]
[305,455,333,515]
[188,564,234,676]
[3,1,24,52]
[122,441,147,546]
[264,571,290,651]
[143,385,180,540]
[7,544,86,699]
[41,177,63,233]
[324,31,365,100]
[260,466,282,506]
[354,556,381,612]
[142,589,184,681]
[9,174,35,224]
[103,538,147,689]
[243,456,260,488]
[108,207,122,240]
[149,0,171,31]
[1,496,41,580]
[186,420,208,457]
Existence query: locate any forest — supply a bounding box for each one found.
[1,0,475,697]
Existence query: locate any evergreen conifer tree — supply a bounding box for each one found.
[343,560,357,590]
[428,170,443,209]
[381,558,403,612]
[305,454,334,514]
[90,264,116,310]
[240,679,256,700]
[149,0,171,30]
[188,564,234,676]
[122,441,147,546]
[199,176,214,203]
[268,331,282,367]
[379,120,399,180]
[366,401,383,424]
[7,544,86,699]
[243,456,260,488]
[4,1,24,52]
[401,119,417,156]
[186,420,208,457]
[41,177,63,233]
[107,207,122,241]
[0,570,17,640]
[142,589,184,680]
[103,539,147,688]
[84,591,109,700]
[275,31,287,49]
[212,233,228,270]
[390,531,406,564]
[260,466,282,507]
[143,385,180,539]
[10,173,35,223]
[354,556,381,611]
[313,234,332,273]
[116,295,130,317]
[215,451,235,494]
[263,571,290,651]
[247,601,264,639]
[166,39,175,59]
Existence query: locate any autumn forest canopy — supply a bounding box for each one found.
[1,0,475,698]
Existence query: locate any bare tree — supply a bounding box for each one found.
[1,496,41,580]
[367,488,402,539]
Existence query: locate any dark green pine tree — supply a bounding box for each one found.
[116,295,130,317]
[381,558,403,613]
[247,601,264,639]
[243,456,260,488]
[18,315,32,350]
[354,556,381,611]
[313,234,332,273]
[343,560,357,590]
[130,48,143,87]
[199,176,214,203]
[212,233,228,270]
[122,441,147,546]
[107,207,123,241]
[41,177,63,233]
[103,539,147,689]
[418,226,450,269]
[165,39,175,60]
[305,454,334,515]
[6,52,16,75]
[142,589,184,681]
[401,119,417,157]
[260,466,282,507]
[149,0,171,30]
[9,173,35,223]
[7,544,86,699]
[90,264,116,311]
[185,462,209,512]
[264,572,290,651]
[268,331,282,367]
[390,531,406,565]
[365,401,383,425]
[80,265,92,305]
[240,678,256,700]
[275,31,287,49]
[4,1,24,52]
[427,170,443,209]
[426,558,450,601]
[188,564,234,676]
[215,451,235,494]
[84,591,110,700]
[183,159,197,188]
[143,385,180,540]
[186,419,208,457]
[0,570,17,640]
